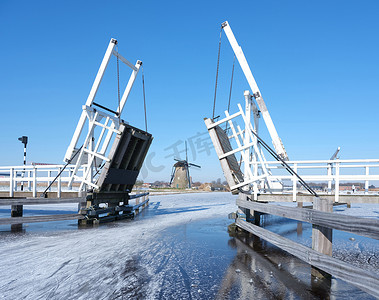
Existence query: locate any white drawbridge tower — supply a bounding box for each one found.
[205,21,288,199]
[205,21,379,204]
[64,38,143,192]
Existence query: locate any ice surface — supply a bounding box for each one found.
[0,192,237,299]
[0,192,377,299]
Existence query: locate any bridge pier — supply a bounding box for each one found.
[11,205,23,217]
[253,210,261,226]
[11,205,23,232]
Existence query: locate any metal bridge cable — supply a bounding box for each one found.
[225,55,236,131]
[249,130,318,197]
[212,27,223,120]
[260,141,317,196]
[227,55,235,113]
[94,162,105,177]
[116,45,121,123]
[142,66,148,132]
[40,144,84,198]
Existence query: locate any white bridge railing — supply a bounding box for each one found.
[257,158,379,202]
[0,164,88,198]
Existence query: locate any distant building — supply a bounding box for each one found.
[151,181,170,188]
[339,185,361,191]
[200,183,212,191]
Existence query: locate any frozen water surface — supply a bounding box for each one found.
[0,192,378,299]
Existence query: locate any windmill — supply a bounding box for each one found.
[170,142,201,189]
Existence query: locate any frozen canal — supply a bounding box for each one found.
[0,192,378,299]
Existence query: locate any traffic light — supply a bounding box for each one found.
[18,136,28,146]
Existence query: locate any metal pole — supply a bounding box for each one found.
[21,144,26,191]
[12,137,27,229]
[18,136,28,191]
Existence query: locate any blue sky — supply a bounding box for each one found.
[0,0,378,182]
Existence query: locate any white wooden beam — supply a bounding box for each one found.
[64,39,117,162]
[112,50,138,71]
[222,21,289,160]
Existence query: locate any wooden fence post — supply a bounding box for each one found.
[312,196,333,279]
[365,166,369,195]
[9,168,14,197]
[28,170,31,191]
[32,167,37,197]
[297,202,303,236]
[327,164,332,194]
[335,162,340,203]
[57,168,62,198]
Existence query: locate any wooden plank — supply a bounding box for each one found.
[119,137,138,170]
[95,123,152,192]
[236,219,379,298]
[91,192,129,200]
[133,197,149,210]
[120,133,152,192]
[88,193,126,206]
[0,214,84,225]
[103,169,138,185]
[129,192,149,199]
[236,198,379,240]
[128,138,148,171]
[257,193,379,204]
[135,137,153,170]
[119,128,152,192]
[84,200,148,219]
[215,125,244,182]
[96,123,131,191]
[0,197,85,206]
[113,137,138,191]
[111,129,132,168]
[85,205,133,216]
[98,213,134,223]
[130,129,150,141]
[0,191,80,198]
[205,118,242,193]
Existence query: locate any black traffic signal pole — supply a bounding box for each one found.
[18,136,28,191]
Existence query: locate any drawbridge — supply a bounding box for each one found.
[205,21,379,298]
[205,21,379,204]
[0,38,152,227]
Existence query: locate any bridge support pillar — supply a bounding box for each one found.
[253,210,261,226]
[11,205,23,232]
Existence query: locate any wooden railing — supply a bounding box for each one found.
[237,197,379,298]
